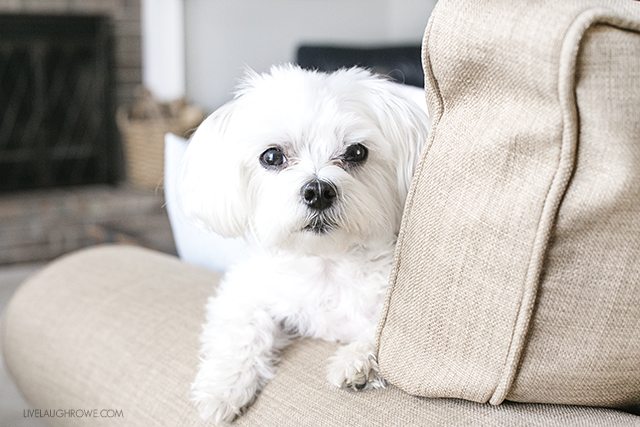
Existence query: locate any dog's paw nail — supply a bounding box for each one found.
[326,343,384,392]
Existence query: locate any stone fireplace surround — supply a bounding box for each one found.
[0,0,142,107]
[0,0,175,265]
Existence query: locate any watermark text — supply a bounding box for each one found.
[24,408,124,418]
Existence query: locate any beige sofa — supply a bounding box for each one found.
[3,0,640,425]
[2,247,638,426]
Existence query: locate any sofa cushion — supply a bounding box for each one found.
[3,246,638,426]
[377,0,640,407]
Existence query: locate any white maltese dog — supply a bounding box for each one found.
[180,64,429,424]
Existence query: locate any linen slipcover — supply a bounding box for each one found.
[376,0,640,407]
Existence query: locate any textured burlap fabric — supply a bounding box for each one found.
[377,0,640,408]
[3,246,638,426]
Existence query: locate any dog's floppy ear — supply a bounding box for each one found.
[179,100,248,237]
[366,79,430,199]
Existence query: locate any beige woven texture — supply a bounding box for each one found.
[377,0,640,407]
[3,246,638,426]
[118,106,202,190]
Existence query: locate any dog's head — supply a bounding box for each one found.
[180,65,428,254]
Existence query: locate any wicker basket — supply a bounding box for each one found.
[118,102,203,190]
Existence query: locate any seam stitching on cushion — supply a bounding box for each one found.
[374,1,445,388]
[489,8,640,405]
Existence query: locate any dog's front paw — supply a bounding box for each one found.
[326,342,386,391]
[191,365,259,424]
[192,392,241,425]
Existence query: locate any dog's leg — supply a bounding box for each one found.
[326,340,386,391]
[191,292,287,424]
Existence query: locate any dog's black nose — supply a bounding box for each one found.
[301,179,336,211]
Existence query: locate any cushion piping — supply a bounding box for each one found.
[375,0,445,376]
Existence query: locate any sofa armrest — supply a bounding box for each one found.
[2,245,638,426]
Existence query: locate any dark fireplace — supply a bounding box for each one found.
[0,14,119,192]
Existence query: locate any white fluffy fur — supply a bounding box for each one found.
[180,64,429,424]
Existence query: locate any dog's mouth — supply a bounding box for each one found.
[302,216,336,234]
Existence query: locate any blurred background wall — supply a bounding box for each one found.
[143,0,436,111]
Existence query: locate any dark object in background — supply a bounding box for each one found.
[296,45,423,87]
[0,14,118,192]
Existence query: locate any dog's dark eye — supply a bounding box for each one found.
[260,147,287,169]
[343,143,368,164]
